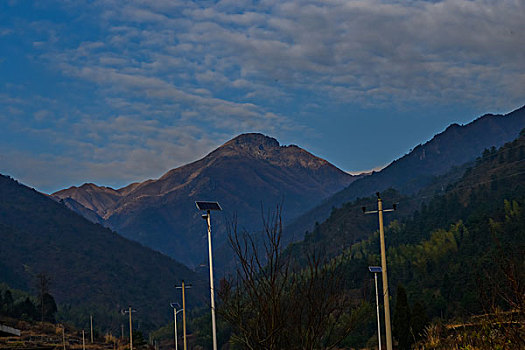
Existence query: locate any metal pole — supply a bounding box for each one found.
[129,306,133,350]
[82,329,86,350]
[374,273,382,350]
[206,211,218,350]
[182,281,187,350]
[62,326,66,350]
[378,196,393,350]
[174,307,178,350]
[90,314,94,343]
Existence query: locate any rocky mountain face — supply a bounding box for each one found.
[53,133,356,268]
[0,174,202,327]
[284,105,525,238]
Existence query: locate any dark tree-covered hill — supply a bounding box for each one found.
[0,175,205,329]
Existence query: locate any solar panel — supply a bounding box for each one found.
[195,201,222,211]
[368,266,382,273]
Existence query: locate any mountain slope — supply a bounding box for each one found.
[285,105,525,239]
[53,133,356,268]
[288,131,525,348]
[0,174,204,328]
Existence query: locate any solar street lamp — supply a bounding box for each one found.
[369,266,383,350]
[170,303,183,350]
[195,200,222,350]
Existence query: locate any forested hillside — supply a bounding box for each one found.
[0,175,205,331]
[282,130,525,348]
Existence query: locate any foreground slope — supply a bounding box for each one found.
[285,105,525,238]
[0,174,202,326]
[54,133,356,267]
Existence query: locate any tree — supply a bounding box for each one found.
[36,273,51,322]
[2,290,14,316]
[218,207,363,350]
[41,293,57,323]
[393,284,412,350]
[14,297,37,320]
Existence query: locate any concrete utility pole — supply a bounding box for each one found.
[122,306,136,350]
[61,325,66,350]
[176,281,192,350]
[90,314,94,343]
[363,192,396,350]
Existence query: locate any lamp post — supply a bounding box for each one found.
[369,266,383,350]
[196,201,222,350]
[170,303,183,350]
[176,281,192,350]
[122,306,136,350]
[363,192,396,350]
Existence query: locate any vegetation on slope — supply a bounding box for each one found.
[0,175,204,333]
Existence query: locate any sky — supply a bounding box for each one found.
[1,0,524,194]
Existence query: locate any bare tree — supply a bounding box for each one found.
[218,206,363,350]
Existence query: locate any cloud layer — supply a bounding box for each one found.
[1,0,523,192]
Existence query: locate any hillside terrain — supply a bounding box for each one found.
[301,131,525,348]
[0,174,205,331]
[53,133,356,268]
[285,105,525,239]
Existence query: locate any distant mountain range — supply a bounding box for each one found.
[284,105,525,238]
[0,174,203,327]
[53,133,356,268]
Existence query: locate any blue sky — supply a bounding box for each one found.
[1,0,523,194]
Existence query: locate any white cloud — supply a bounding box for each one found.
[3,0,524,191]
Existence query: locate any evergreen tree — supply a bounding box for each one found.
[41,293,57,323]
[3,290,14,316]
[14,297,37,320]
[393,284,412,350]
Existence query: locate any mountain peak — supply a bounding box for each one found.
[223,133,280,149]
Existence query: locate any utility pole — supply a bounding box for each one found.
[90,314,94,343]
[61,325,66,350]
[363,192,396,350]
[176,281,192,350]
[122,306,136,350]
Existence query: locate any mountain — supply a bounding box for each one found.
[284,105,525,239]
[0,174,204,329]
[53,133,356,268]
[287,131,525,348]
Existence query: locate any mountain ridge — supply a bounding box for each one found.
[53,133,356,268]
[284,105,525,238]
